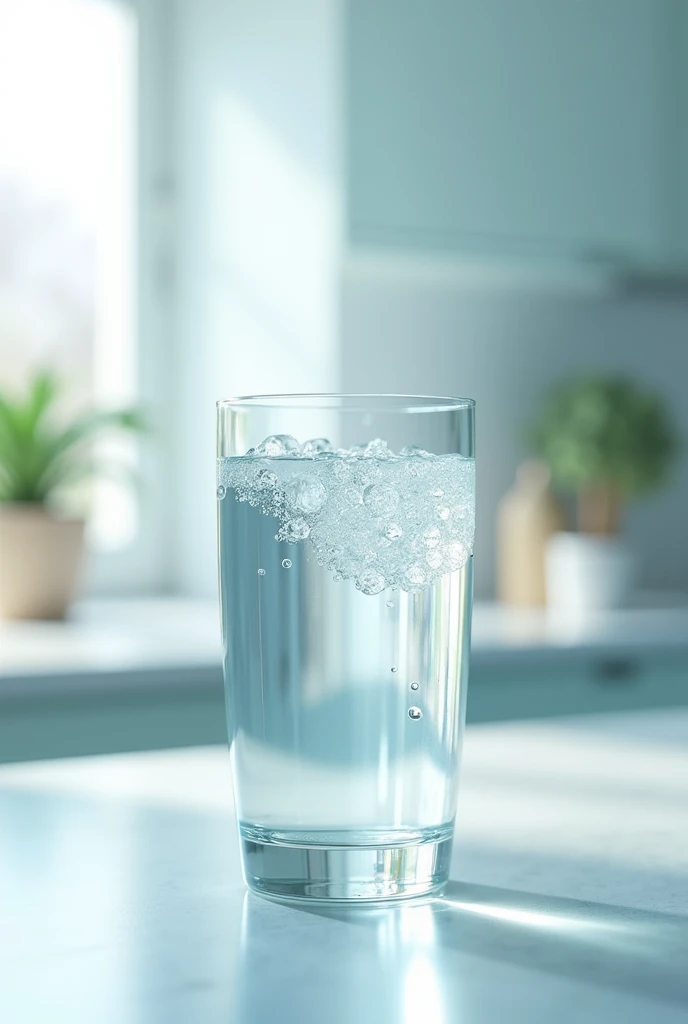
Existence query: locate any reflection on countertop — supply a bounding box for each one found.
[1,708,688,1023]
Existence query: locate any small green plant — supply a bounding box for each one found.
[531,375,679,535]
[0,370,146,505]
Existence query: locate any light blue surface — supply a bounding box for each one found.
[1,709,688,1022]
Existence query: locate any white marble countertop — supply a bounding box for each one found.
[1,708,687,1023]
[2,597,687,699]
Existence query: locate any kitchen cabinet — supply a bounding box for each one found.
[348,0,687,270]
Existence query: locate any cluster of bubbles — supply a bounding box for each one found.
[218,434,475,595]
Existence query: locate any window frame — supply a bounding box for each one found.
[86,0,176,595]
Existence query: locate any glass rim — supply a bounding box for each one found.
[217,393,475,414]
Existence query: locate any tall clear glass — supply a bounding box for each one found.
[217,395,475,902]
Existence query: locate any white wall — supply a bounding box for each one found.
[168,2,687,602]
[341,259,688,599]
[172,0,343,595]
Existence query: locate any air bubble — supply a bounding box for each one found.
[282,558,292,569]
[405,565,426,587]
[355,569,386,595]
[364,438,392,459]
[220,434,475,595]
[422,527,441,549]
[291,477,327,513]
[255,434,301,457]
[383,523,403,541]
[216,485,226,500]
[344,487,363,506]
[257,469,277,490]
[353,462,380,487]
[408,707,422,720]
[447,541,468,569]
[257,568,266,576]
[301,437,334,457]
[281,518,310,542]
[386,600,394,608]
[410,682,419,691]
[363,484,399,517]
[426,549,443,570]
[391,667,398,673]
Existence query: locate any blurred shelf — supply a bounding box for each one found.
[1,596,688,698]
[1,597,687,763]
[0,599,223,699]
[470,596,688,667]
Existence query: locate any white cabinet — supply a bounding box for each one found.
[348,0,686,269]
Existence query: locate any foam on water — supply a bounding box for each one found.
[218,435,475,595]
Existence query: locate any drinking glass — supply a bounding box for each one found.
[217,394,475,902]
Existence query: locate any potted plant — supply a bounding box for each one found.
[0,371,145,619]
[531,375,679,614]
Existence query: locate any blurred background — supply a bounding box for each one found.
[1,0,687,759]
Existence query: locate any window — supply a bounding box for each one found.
[0,0,141,552]
[0,0,170,591]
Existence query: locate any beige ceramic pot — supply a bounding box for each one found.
[0,504,85,620]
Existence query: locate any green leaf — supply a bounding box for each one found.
[0,370,147,505]
[24,371,59,434]
[37,408,147,495]
[530,375,680,499]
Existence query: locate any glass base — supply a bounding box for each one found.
[240,826,453,903]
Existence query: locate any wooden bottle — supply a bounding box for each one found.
[497,460,566,606]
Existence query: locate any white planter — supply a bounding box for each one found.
[545,532,635,616]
